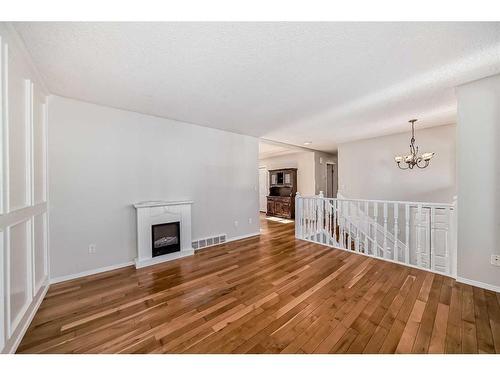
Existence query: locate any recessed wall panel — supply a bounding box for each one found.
[0,39,5,215]
[33,213,47,293]
[9,220,30,333]
[0,230,5,351]
[8,50,29,211]
[33,90,46,204]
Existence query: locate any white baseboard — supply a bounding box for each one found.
[49,261,135,284]
[456,277,500,293]
[2,281,49,353]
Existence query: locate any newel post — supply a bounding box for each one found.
[451,195,458,278]
[295,192,302,239]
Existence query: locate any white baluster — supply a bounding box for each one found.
[300,198,307,239]
[341,200,346,248]
[355,201,361,252]
[364,201,369,254]
[309,198,316,241]
[316,196,321,243]
[339,200,343,247]
[326,199,329,244]
[393,203,399,261]
[405,204,410,264]
[383,202,388,258]
[329,200,334,245]
[373,202,378,257]
[315,197,320,243]
[346,201,352,250]
[430,206,436,272]
[322,197,326,245]
[314,197,318,243]
[416,204,422,267]
[305,198,308,239]
[308,197,312,241]
[333,200,338,244]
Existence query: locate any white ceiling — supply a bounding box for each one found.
[14,22,500,152]
[258,140,307,160]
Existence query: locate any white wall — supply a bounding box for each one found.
[259,151,316,196]
[456,74,500,290]
[0,23,49,353]
[49,96,259,280]
[338,124,456,203]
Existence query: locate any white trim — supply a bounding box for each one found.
[2,42,8,215]
[0,26,50,355]
[0,230,4,351]
[302,195,455,208]
[4,221,9,340]
[44,100,50,282]
[456,277,500,293]
[258,166,268,213]
[32,212,48,297]
[49,261,135,284]
[2,280,48,354]
[0,202,47,229]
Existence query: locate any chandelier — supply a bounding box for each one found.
[394,119,435,170]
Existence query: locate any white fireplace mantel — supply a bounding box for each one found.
[134,200,194,268]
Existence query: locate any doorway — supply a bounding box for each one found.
[325,162,337,198]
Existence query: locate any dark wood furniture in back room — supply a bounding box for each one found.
[266,168,297,219]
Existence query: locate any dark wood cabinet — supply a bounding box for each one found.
[266,168,297,219]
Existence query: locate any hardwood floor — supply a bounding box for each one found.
[18,214,500,354]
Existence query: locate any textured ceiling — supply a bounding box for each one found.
[14,22,500,151]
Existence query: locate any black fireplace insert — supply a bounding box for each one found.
[151,222,180,257]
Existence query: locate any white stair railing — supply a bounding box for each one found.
[295,192,457,277]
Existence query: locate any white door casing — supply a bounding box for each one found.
[258,167,268,212]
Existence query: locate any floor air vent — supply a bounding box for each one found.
[192,234,227,251]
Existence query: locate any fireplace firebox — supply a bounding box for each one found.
[151,222,180,257]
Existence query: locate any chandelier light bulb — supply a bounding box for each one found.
[421,152,435,161]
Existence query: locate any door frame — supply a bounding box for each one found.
[258,166,269,213]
